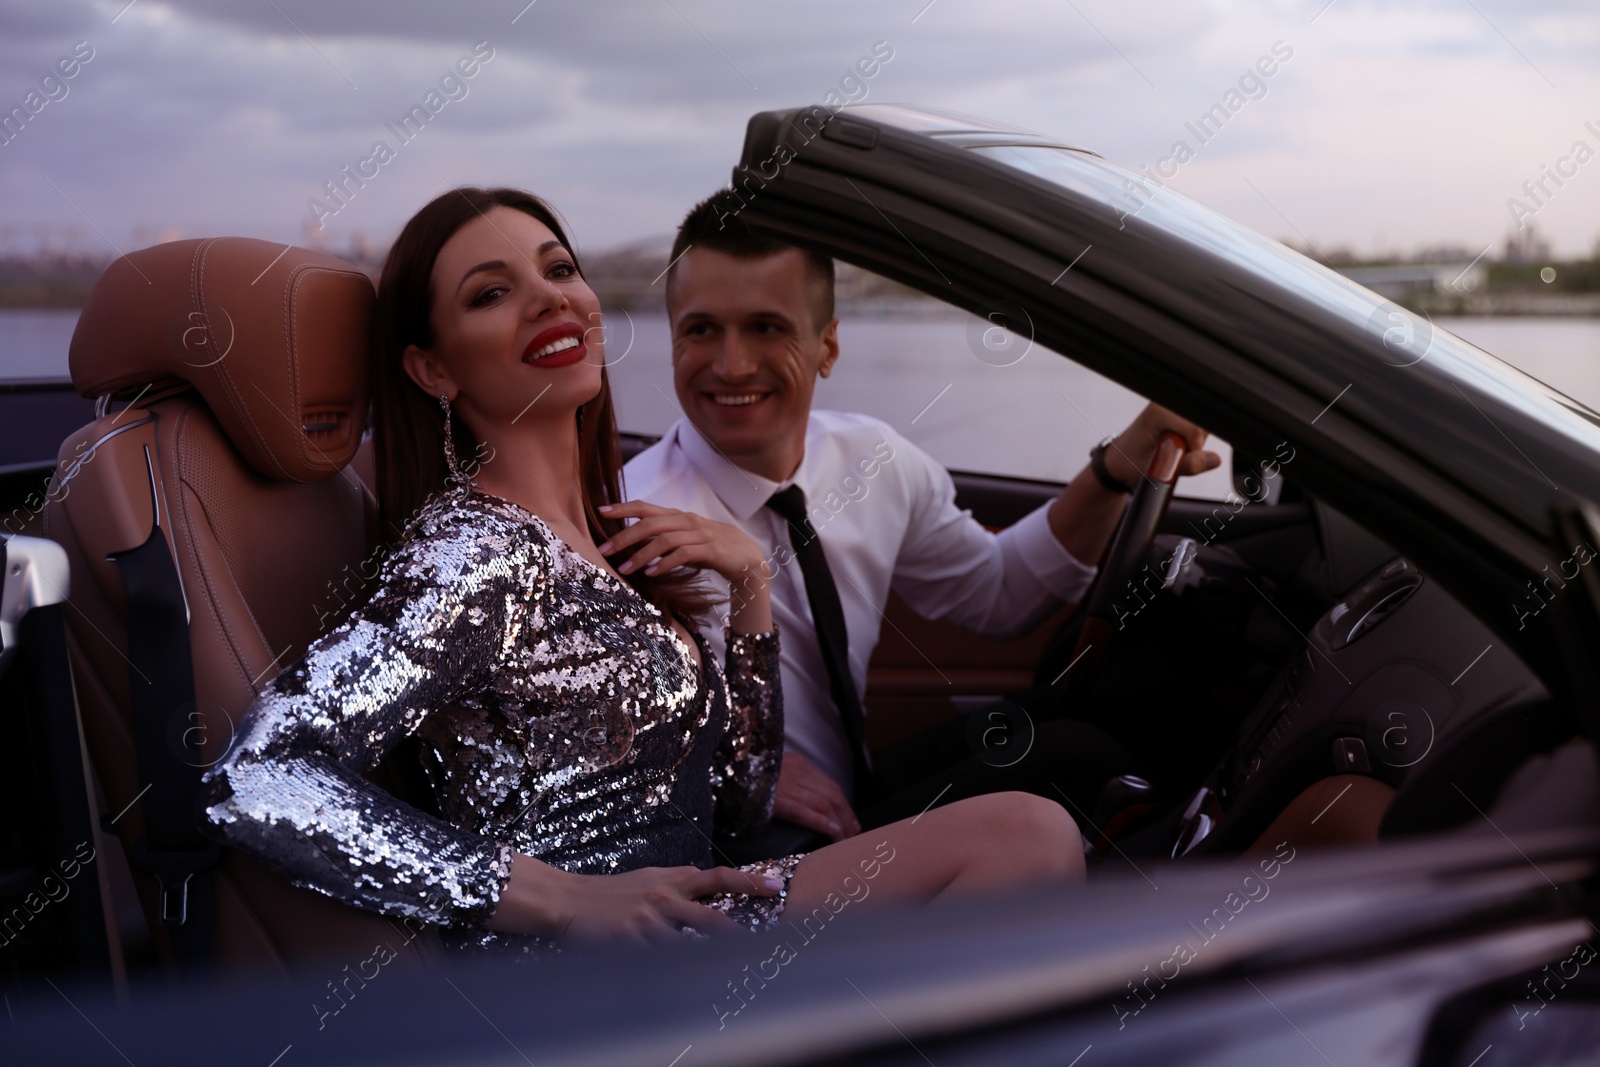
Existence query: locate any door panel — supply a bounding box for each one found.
[863,594,1072,752]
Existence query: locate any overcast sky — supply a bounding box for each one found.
[2,0,1598,260]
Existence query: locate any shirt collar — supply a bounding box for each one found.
[674,417,807,521]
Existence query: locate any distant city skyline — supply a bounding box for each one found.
[3,0,1599,260]
[0,218,1581,268]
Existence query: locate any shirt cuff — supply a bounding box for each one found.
[1002,502,1098,604]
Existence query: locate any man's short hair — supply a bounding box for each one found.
[667,191,835,332]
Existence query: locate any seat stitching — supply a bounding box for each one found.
[207,240,292,483]
[285,265,365,480]
[284,264,300,477]
[169,404,264,698]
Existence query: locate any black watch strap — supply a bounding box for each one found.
[1089,438,1136,494]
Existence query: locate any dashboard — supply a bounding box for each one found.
[1180,504,1551,855]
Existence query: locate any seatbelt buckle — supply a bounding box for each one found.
[159,872,193,925]
[129,840,221,926]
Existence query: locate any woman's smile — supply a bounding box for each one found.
[523,321,587,368]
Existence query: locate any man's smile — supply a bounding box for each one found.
[705,391,772,407]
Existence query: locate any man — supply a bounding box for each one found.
[621,193,1219,856]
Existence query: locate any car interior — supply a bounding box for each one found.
[2,237,454,985]
[0,230,1582,1002]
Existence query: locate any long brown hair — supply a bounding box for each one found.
[369,186,713,620]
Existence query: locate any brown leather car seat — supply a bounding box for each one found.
[40,237,439,979]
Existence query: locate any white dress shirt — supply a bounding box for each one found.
[623,410,1097,801]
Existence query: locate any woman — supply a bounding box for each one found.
[199,187,1083,956]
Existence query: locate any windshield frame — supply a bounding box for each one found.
[733,102,1600,723]
[967,140,1600,452]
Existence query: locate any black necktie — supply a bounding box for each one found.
[765,485,878,801]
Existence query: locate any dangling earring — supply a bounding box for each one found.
[575,403,585,433]
[438,392,470,490]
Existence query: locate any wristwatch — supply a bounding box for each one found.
[1089,437,1136,494]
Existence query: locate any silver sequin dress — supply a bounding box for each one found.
[199,485,806,957]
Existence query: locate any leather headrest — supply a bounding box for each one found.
[71,237,375,483]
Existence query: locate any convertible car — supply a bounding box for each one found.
[4,103,1600,1065]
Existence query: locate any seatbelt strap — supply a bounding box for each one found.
[109,451,218,968]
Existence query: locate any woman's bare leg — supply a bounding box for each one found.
[783,791,1083,917]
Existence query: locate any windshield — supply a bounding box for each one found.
[968,143,1600,452]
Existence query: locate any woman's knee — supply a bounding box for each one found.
[1013,793,1081,864]
[955,792,1080,881]
[953,791,1080,850]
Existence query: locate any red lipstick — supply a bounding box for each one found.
[522,321,587,368]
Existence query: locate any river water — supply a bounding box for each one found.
[6,308,1599,502]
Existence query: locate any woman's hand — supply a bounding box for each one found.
[596,500,774,633]
[597,501,766,582]
[487,852,783,945]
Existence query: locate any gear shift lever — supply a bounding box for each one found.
[1082,774,1155,855]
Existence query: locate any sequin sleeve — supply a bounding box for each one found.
[710,626,783,838]
[198,501,549,928]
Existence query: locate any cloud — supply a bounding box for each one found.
[1,0,1597,257]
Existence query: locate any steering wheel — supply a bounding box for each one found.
[1061,430,1188,697]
